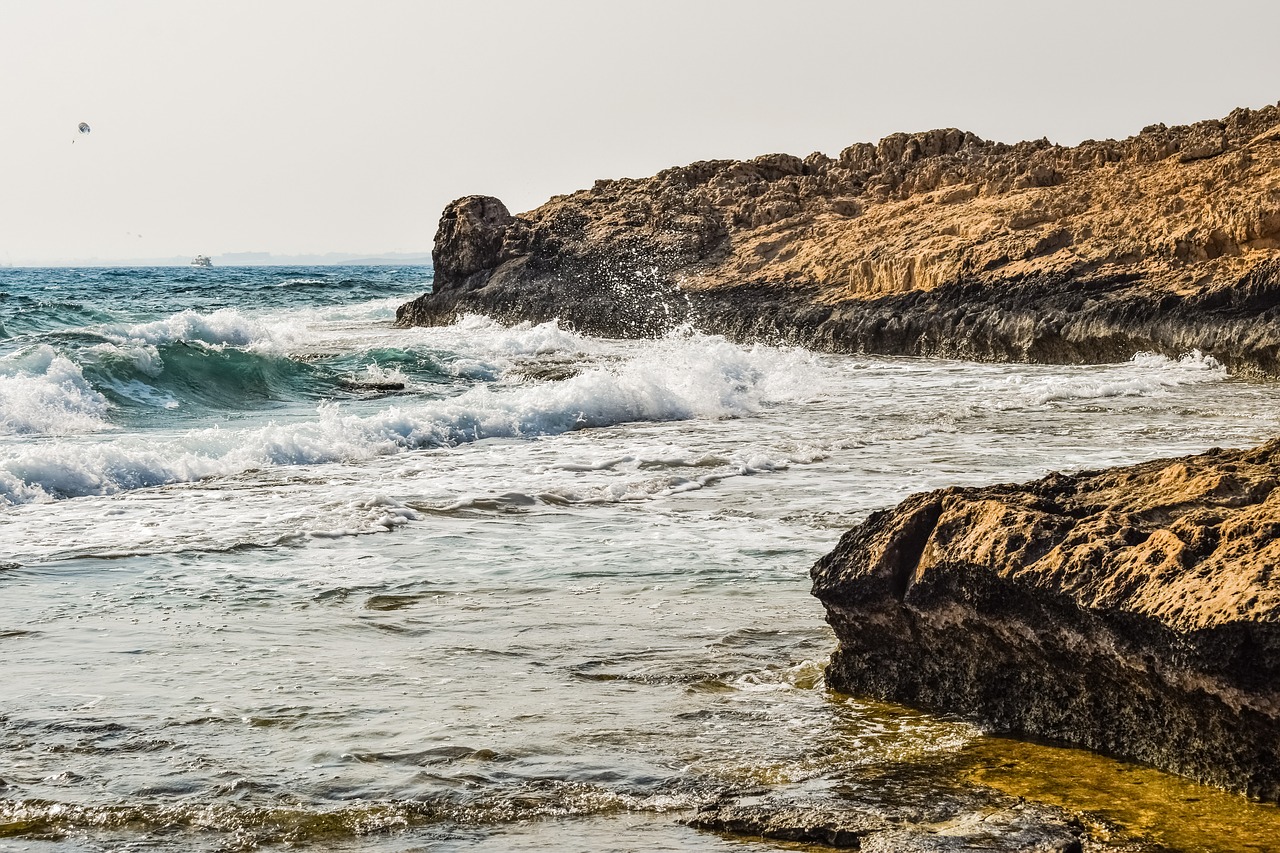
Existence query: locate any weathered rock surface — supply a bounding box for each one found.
[811,439,1280,800]
[399,101,1280,372]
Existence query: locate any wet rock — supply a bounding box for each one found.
[337,379,406,393]
[811,440,1280,800]
[398,100,1280,374]
[688,266,1280,376]
[686,791,1148,851]
[857,805,1085,853]
[508,359,579,382]
[685,797,890,847]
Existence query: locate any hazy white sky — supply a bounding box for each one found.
[3,0,1278,264]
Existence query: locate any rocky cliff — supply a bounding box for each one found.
[810,440,1280,801]
[399,101,1280,372]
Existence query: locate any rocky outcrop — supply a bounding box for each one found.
[810,439,1280,800]
[398,101,1280,372]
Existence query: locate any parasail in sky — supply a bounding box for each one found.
[78,122,91,134]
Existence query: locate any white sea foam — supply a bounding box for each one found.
[982,350,1228,408]
[0,332,822,504]
[86,304,586,388]
[92,297,407,354]
[358,363,409,386]
[0,345,114,435]
[84,304,591,392]
[447,315,589,356]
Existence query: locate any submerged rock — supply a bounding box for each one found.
[687,799,1093,852]
[400,101,1280,373]
[811,439,1280,800]
[686,781,1154,851]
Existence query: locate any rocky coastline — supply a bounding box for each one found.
[398,102,1280,373]
[402,103,1280,842]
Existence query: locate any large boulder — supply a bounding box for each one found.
[430,195,516,286]
[811,440,1280,799]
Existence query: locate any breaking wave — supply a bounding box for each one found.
[0,332,822,504]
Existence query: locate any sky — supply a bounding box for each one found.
[2,0,1278,265]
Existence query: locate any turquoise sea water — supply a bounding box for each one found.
[2,265,1279,851]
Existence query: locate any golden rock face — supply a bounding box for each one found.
[499,102,1280,300]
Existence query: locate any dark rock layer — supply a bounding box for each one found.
[810,440,1280,801]
[398,252,1280,374]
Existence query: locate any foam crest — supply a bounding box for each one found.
[258,294,409,325]
[101,308,269,348]
[0,440,219,503]
[359,362,409,386]
[91,297,400,352]
[0,345,114,435]
[89,298,428,366]
[433,330,820,437]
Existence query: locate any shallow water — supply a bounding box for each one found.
[2,266,1278,850]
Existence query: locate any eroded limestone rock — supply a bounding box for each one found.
[398,101,1280,372]
[811,440,1280,800]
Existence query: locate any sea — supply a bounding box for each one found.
[2,265,1280,852]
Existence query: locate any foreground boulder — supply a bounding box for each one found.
[400,101,1280,373]
[811,440,1280,800]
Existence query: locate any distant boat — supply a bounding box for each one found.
[191,255,213,268]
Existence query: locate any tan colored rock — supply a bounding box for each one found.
[398,101,1280,374]
[811,440,1280,800]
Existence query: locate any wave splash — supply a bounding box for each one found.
[0,345,115,435]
